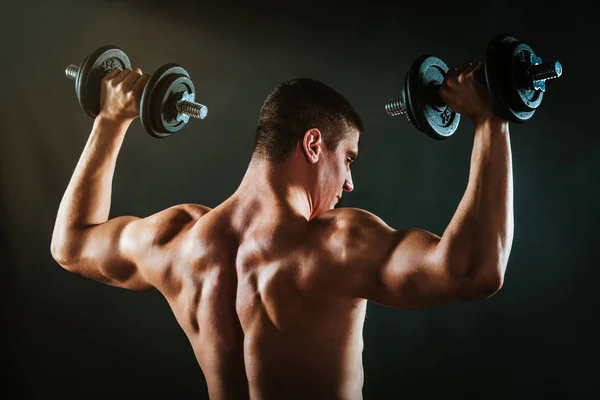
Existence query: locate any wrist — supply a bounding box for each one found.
[474,115,509,134]
[94,114,134,131]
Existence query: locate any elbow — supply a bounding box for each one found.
[51,229,70,265]
[50,240,65,264]
[474,267,505,299]
[50,240,79,270]
[456,261,506,300]
[51,226,90,274]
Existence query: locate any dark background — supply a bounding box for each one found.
[1,0,597,398]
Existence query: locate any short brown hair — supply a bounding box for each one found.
[253,78,363,163]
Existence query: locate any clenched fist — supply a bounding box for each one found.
[438,62,502,126]
[98,67,151,123]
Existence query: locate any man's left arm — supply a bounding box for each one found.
[50,114,153,289]
[50,68,208,290]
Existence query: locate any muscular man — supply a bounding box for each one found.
[51,61,513,399]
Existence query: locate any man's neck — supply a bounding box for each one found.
[233,158,314,220]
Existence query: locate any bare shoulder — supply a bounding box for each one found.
[173,203,213,219]
[128,203,212,248]
[149,203,212,226]
[121,203,212,288]
[302,208,396,293]
[310,207,392,237]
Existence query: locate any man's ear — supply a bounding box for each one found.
[302,128,322,164]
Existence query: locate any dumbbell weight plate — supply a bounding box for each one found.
[485,34,543,123]
[75,45,131,117]
[406,55,460,140]
[140,63,195,138]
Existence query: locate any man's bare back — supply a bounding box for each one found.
[51,64,512,399]
[146,200,367,399]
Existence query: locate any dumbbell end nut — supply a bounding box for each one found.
[529,60,562,81]
[65,64,80,80]
[176,100,208,120]
[385,96,407,117]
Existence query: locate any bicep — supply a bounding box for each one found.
[327,209,463,309]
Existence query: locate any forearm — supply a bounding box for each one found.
[51,117,131,255]
[440,117,514,281]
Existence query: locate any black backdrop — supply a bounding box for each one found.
[1,0,598,398]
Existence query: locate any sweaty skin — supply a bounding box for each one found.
[51,63,513,399]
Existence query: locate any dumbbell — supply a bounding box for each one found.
[65,45,208,138]
[485,34,562,123]
[385,55,459,140]
[384,34,563,140]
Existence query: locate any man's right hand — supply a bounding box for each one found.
[98,67,151,124]
[438,62,502,126]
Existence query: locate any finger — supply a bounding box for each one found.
[133,72,151,95]
[443,67,459,85]
[122,68,143,90]
[456,62,473,74]
[444,66,457,78]
[463,61,481,75]
[437,84,452,106]
[112,68,133,85]
[102,67,122,82]
[445,62,474,86]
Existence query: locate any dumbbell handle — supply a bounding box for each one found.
[65,64,207,119]
[385,60,561,117]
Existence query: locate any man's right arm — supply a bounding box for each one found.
[317,117,513,309]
